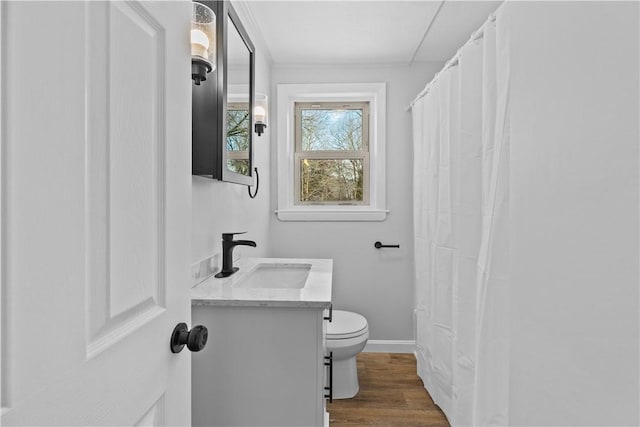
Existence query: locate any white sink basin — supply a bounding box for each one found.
[191,258,333,307]
[232,263,311,289]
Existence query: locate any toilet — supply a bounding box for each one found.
[326,310,369,399]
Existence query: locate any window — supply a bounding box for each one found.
[226,102,251,175]
[295,102,369,205]
[276,83,387,221]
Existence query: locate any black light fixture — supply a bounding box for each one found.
[191,2,215,85]
[254,94,268,136]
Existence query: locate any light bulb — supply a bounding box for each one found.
[191,29,210,59]
[254,105,266,123]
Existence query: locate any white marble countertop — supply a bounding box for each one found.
[191,257,333,308]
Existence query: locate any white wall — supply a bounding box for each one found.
[269,63,442,341]
[192,3,272,268]
[507,2,639,425]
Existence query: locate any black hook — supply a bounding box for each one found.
[248,167,259,199]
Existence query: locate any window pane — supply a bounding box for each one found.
[227,106,250,175]
[227,107,250,152]
[300,159,364,202]
[227,159,249,175]
[300,109,363,151]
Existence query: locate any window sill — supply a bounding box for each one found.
[275,208,389,222]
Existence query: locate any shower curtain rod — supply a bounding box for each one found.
[406,13,496,112]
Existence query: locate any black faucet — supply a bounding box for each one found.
[215,232,256,278]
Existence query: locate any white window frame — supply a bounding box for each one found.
[276,83,387,221]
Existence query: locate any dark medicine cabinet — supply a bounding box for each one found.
[192,1,256,186]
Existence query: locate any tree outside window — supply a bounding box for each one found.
[227,103,250,175]
[295,102,370,205]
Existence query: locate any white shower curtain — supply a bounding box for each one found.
[412,7,511,426]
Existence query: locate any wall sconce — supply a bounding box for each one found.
[191,2,216,85]
[254,94,268,136]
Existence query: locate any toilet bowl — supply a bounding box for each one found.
[326,310,369,399]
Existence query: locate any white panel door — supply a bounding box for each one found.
[0,1,193,425]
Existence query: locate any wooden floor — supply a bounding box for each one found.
[327,353,450,427]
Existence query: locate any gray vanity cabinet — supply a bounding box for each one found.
[191,305,330,427]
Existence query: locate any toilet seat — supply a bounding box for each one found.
[327,310,368,340]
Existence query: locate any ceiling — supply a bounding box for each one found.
[242,0,503,66]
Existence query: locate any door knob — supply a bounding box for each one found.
[170,323,208,353]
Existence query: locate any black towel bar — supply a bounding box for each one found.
[374,241,400,249]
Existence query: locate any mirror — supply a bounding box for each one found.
[192,1,255,186]
[226,89,250,176]
[225,16,251,177]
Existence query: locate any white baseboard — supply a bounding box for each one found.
[363,340,415,354]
